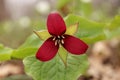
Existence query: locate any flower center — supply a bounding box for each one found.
[52,35,65,46]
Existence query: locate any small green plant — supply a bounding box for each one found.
[0,12,120,80]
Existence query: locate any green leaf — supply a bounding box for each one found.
[19,34,42,48]
[0,44,4,48]
[80,2,92,17]
[11,47,38,59]
[81,33,106,44]
[11,34,42,59]
[33,30,51,40]
[23,54,89,80]
[58,46,68,67]
[109,28,120,38]
[64,14,106,44]
[57,0,73,9]
[0,44,13,61]
[107,15,120,30]
[65,23,78,35]
[105,15,120,38]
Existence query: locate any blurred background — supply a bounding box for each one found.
[0,0,120,80]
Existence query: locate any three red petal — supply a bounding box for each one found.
[47,12,66,36]
[62,35,88,55]
[36,37,59,62]
[36,12,88,62]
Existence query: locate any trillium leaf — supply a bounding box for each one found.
[58,46,68,67]
[107,15,120,30]
[23,54,89,80]
[105,15,120,38]
[11,34,42,59]
[65,23,78,35]
[64,14,106,44]
[0,44,13,61]
[19,34,43,48]
[11,47,38,59]
[34,30,51,40]
[81,33,106,44]
[107,28,120,38]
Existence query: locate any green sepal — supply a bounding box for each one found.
[34,30,51,40]
[65,23,79,35]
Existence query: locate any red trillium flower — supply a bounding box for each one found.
[35,12,88,61]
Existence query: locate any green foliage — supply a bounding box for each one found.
[23,54,88,80]
[80,2,92,17]
[0,44,13,61]
[73,0,93,17]
[108,15,120,30]
[18,34,42,48]
[0,0,119,79]
[1,14,119,62]
[23,14,108,80]
[58,46,68,66]
[105,15,120,38]
[0,34,42,61]
[11,34,42,59]
[57,0,73,9]
[65,23,78,35]
[57,0,93,18]
[33,30,51,40]
[65,14,106,44]
[0,11,120,80]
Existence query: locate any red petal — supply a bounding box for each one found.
[62,35,88,55]
[36,37,59,61]
[47,12,66,36]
